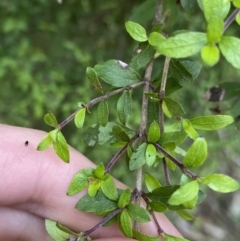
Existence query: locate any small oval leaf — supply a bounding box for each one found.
[145,143,157,167]
[118,209,133,238]
[201,44,220,66]
[182,119,199,140]
[74,107,86,129]
[98,100,109,127]
[53,131,69,163]
[101,174,118,201]
[127,203,151,223]
[144,172,161,192]
[118,188,131,208]
[125,21,148,42]
[86,67,103,93]
[147,121,160,143]
[117,91,132,125]
[44,112,58,128]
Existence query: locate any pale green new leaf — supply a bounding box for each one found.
[158,131,187,145]
[101,174,118,201]
[168,181,199,205]
[176,210,195,220]
[67,168,94,195]
[118,188,131,208]
[117,91,132,125]
[94,60,140,87]
[149,201,167,212]
[88,180,100,197]
[74,107,86,129]
[147,121,160,143]
[189,115,234,130]
[129,142,147,171]
[163,97,185,117]
[125,21,148,42]
[145,143,157,167]
[144,172,161,192]
[98,100,109,127]
[163,233,190,241]
[207,18,223,43]
[37,130,56,151]
[133,230,159,241]
[236,12,240,25]
[94,162,105,179]
[182,119,199,140]
[44,112,58,128]
[156,32,207,58]
[199,174,240,193]
[148,32,166,46]
[53,131,69,163]
[127,203,151,223]
[233,0,240,8]
[118,210,133,238]
[183,137,207,168]
[219,36,240,69]
[201,44,220,66]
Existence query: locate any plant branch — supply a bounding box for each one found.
[154,0,163,24]
[105,133,139,172]
[224,8,240,32]
[58,81,145,129]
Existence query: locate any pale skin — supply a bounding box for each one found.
[0,124,182,241]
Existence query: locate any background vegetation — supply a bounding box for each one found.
[1,0,240,240]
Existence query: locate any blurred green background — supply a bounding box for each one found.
[1,0,240,240]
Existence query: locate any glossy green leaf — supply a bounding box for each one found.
[101,174,118,201]
[201,44,220,66]
[118,209,133,238]
[202,0,230,22]
[67,168,94,196]
[149,200,167,212]
[117,91,132,125]
[156,32,207,58]
[219,36,240,69]
[125,21,148,42]
[88,180,101,197]
[145,143,157,167]
[189,115,234,130]
[199,174,240,193]
[133,230,159,241]
[180,0,199,14]
[53,131,69,162]
[94,162,105,179]
[207,18,223,42]
[94,60,140,87]
[112,125,130,142]
[118,188,131,208]
[233,0,240,8]
[86,67,103,93]
[76,190,118,215]
[182,119,199,140]
[158,131,187,146]
[44,112,58,128]
[127,203,151,223]
[163,97,185,117]
[144,172,161,192]
[129,142,147,171]
[45,219,70,241]
[183,137,207,168]
[176,210,195,220]
[147,121,160,143]
[74,107,86,129]
[130,44,155,70]
[168,181,199,205]
[97,100,109,127]
[148,32,166,46]
[37,131,56,151]
[163,233,190,241]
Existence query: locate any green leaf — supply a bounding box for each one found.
[163,233,190,241]
[53,131,69,162]
[133,230,159,241]
[101,174,118,201]
[125,21,148,42]
[233,0,240,8]
[189,115,234,130]
[180,0,199,14]
[207,18,223,42]
[168,181,199,205]
[118,188,131,208]
[163,97,185,117]
[117,91,132,125]
[202,0,230,21]
[45,219,70,241]
[148,201,167,212]
[94,59,140,87]
[176,209,195,220]
[159,131,187,146]
[118,210,133,238]
[74,107,86,129]
[127,203,151,223]
[86,67,103,93]
[76,190,118,215]
[145,143,157,167]
[180,60,202,80]
[37,131,56,151]
[182,195,198,209]
[67,168,94,196]
[94,162,105,179]
[56,223,79,236]
[148,32,166,46]
[112,125,130,142]
[147,121,160,143]
[97,100,109,127]
[44,112,58,128]
[130,44,155,70]
[88,180,101,197]
[236,12,240,25]
[183,137,207,168]
[182,119,199,140]
[199,174,240,193]
[201,44,220,66]
[156,32,207,58]
[129,142,147,171]
[219,36,240,69]
[144,172,161,192]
